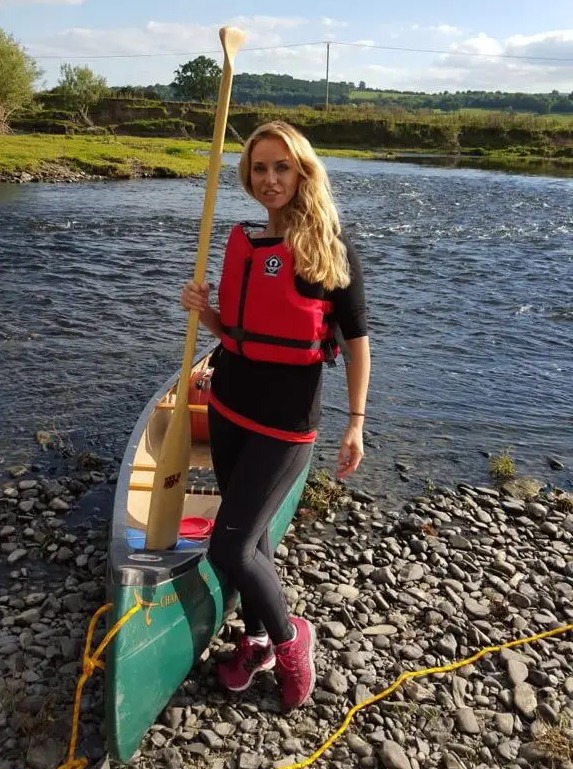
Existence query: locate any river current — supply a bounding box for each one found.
[1,157,571,507]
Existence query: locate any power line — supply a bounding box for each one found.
[31,41,324,60]
[29,38,573,64]
[335,40,573,63]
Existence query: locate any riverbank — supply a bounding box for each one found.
[1,134,572,183]
[0,135,221,182]
[1,452,572,769]
[0,135,381,183]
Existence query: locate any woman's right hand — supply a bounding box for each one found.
[181,280,210,313]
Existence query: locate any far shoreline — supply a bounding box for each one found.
[1,133,572,183]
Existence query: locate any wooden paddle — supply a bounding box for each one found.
[145,26,245,550]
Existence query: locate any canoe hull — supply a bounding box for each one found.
[105,395,309,763]
[105,558,228,762]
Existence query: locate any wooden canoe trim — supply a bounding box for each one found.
[130,464,218,495]
[131,463,210,472]
[155,403,208,413]
[128,482,219,496]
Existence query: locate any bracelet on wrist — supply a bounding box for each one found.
[350,411,365,417]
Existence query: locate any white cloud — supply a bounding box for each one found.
[431,25,462,36]
[230,15,308,33]
[408,24,462,35]
[325,28,573,93]
[321,17,348,29]
[446,32,505,59]
[351,39,376,47]
[29,16,311,60]
[432,28,573,91]
[30,22,232,60]
[26,16,316,87]
[505,28,573,60]
[24,17,573,93]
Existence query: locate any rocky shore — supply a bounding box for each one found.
[1,460,572,769]
[0,163,98,184]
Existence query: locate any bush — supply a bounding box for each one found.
[489,449,516,481]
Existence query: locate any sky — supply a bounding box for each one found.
[2,0,573,94]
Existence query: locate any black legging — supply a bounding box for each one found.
[207,407,313,645]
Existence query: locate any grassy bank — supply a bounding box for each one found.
[0,134,382,181]
[0,134,244,180]
[1,130,572,182]
[11,97,573,158]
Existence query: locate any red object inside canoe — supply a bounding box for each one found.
[188,368,212,443]
[179,517,214,539]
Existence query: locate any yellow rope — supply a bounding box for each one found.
[280,621,573,769]
[55,599,572,769]
[56,601,142,769]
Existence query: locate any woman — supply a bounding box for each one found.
[181,120,370,710]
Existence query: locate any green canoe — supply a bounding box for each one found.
[105,348,311,762]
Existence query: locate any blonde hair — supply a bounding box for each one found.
[238,121,350,291]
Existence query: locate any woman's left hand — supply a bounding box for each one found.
[336,424,365,478]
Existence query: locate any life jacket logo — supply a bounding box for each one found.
[264,255,283,277]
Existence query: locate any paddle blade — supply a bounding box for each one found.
[144,397,191,550]
[220,27,246,65]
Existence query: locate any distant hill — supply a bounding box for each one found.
[347,87,573,114]
[110,75,573,114]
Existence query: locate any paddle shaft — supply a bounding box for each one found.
[145,27,245,550]
[178,27,245,397]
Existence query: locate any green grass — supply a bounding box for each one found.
[453,108,573,129]
[489,448,516,481]
[349,90,408,102]
[2,122,572,180]
[349,90,383,101]
[316,147,378,160]
[0,132,388,177]
[0,134,243,178]
[306,102,573,131]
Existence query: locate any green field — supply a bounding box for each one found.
[345,98,573,126]
[452,108,573,128]
[349,90,411,102]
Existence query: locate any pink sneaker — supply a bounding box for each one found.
[218,636,275,692]
[274,617,316,710]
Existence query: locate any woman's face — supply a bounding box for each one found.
[249,137,301,212]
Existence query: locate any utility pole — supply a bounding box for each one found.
[325,41,330,110]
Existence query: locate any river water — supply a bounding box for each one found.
[1,157,572,508]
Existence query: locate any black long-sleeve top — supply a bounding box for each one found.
[210,234,367,437]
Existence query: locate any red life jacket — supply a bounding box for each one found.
[218,224,338,365]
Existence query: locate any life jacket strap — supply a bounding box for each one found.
[222,325,327,350]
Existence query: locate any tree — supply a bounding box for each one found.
[58,63,108,124]
[0,28,42,132]
[171,56,221,102]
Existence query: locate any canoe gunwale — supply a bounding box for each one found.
[108,347,214,588]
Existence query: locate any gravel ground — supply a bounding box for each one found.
[1,457,572,769]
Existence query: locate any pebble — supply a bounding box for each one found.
[507,659,529,685]
[1,468,572,769]
[513,683,538,718]
[381,740,412,769]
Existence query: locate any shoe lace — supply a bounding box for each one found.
[277,646,307,680]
